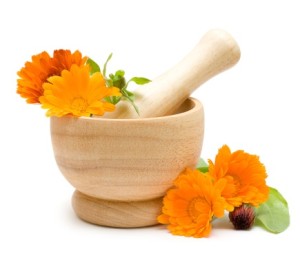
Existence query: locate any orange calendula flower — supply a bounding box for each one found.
[39,64,121,117]
[158,168,226,238]
[208,145,269,211]
[51,49,87,72]
[17,50,87,103]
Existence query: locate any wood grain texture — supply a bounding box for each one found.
[51,98,204,202]
[72,190,163,228]
[104,29,240,119]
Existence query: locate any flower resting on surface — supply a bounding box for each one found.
[157,168,226,238]
[208,145,269,211]
[39,65,121,117]
[158,145,271,238]
[17,50,87,103]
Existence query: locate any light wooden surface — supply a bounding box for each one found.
[72,191,163,228]
[105,29,240,119]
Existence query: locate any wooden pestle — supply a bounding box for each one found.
[105,29,241,119]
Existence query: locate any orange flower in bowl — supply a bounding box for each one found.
[40,65,121,117]
[208,145,269,211]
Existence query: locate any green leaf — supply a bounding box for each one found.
[115,70,125,77]
[112,74,126,89]
[105,96,121,105]
[128,77,151,85]
[103,53,113,78]
[255,187,290,233]
[112,96,122,104]
[124,89,135,100]
[196,158,209,173]
[121,89,139,115]
[87,58,101,74]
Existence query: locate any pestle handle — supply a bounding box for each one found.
[105,29,241,119]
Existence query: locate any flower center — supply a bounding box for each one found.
[188,197,210,223]
[71,97,88,114]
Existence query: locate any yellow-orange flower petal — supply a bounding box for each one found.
[39,64,121,117]
[208,145,269,211]
[158,168,226,238]
[17,50,87,103]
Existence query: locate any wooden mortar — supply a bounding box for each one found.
[51,98,203,227]
[50,29,240,227]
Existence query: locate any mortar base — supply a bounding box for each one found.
[72,190,163,228]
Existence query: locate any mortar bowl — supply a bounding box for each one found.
[50,97,204,227]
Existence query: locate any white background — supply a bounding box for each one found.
[1,0,299,259]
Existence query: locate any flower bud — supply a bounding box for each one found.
[229,204,255,230]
